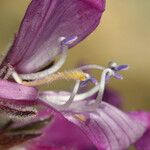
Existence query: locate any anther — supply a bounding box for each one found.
[61,36,78,45]
[74,114,87,122]
[61,80,80,108]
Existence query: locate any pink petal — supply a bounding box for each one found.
[25,100,146,150]
[26,103,96,150]
[128,111,150,150]
[0,80,38,100]
[65,102,146,149]
[4,0,105,73]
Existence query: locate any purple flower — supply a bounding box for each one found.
[0,0,149,150]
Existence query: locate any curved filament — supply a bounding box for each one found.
[22,70,88,87]
[19,45,68,80]
[18,36,78,81]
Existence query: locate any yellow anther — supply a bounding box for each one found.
[22,70,88,87]
[74,114,87,122]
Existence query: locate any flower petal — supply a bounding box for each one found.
[0,99,53,149]
[26,104,96,150]
[26,97,146,150]
[128,111,150,150]
[4,0,105,73]
[0,80,38,100]
[64,102,146,149]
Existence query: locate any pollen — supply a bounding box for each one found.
[74,114,87,122]
[22,70,88,87]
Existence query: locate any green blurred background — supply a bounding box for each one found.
[0,0,150,111]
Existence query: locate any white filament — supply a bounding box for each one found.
[41,80,81,110]
[19,36,78,81]
[78,64,105,71]
[39,68,114,107]
[11,71,22,84]
[62,80,80,108]
[19,45,68,80]
[94,68,114,107]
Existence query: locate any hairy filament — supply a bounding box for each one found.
[39,68,114,106]
[78,64,105,71]
[61,80,80,108]
[39,69,113,109]
[39,64,107,104]
[39,77,104,105]
[41,80,81,111]
[19,36,78,81]
[94,68,114,107]
[22,70,88,86]
[19,45,68,80]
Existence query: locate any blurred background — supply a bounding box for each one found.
[0,0,150,111]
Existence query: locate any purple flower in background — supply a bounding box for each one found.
[0,0,149,150]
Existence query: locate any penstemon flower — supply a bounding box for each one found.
[0,0,150,150]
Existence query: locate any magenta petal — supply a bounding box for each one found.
[0,80,38,100]
[4,0,106,73]
[25,100,145,150]
[128,112,150,150]
[26,104,96,150]
[63,102,145,149]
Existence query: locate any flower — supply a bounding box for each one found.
[0,0,149,150]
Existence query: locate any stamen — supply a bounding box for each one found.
[21,70,88,87]
[61,80,80,108]
[11,71,23,84]
[19,45,67,80]
[39,62,127,107]
[61,36,78,45]
[79,64,105,71]
[74,114,87,122]
[37,64,106,106]
[39,64,107,105]
[39,80,81,110]
[19,36,78,81]
[80,77,98,87]
[93,68,114,107]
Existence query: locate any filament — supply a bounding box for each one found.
[39,68,114,107]
[19,36,78,81]
[61,80,80,108]
[19,45,68,80]
[21,70,88,86]
[78,64,105,71]
[39,64,107,104]
[40,80,81,111]
[94,68,114,107]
